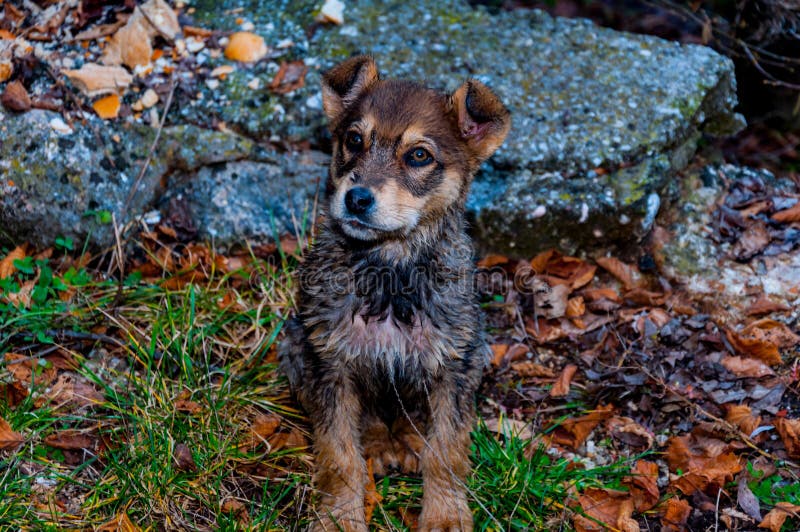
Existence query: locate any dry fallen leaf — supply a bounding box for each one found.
[224,31,268,62]
[269,60,308,94]
[510,360,556,378]
[660,497,691,532]
[771,203,800,223]
[606,416,654,449]
[62,63,133,97]
[548,404,614,450]
[774,418,800,459]
[0,416,23,450]
[666,433,743,496]
[490,344,509,367]
[477,254,508,268]
[174,443,197,471]
[102,0,179,69]
[596,256,641,291]
[550,364,578,397]
[758,502,800,532]
[0,244,26,279]
[248,412,282,447]
[93,93,121,119]
[573,487,639,532]
[746,295,790,316]
[44,430,95,450]
[725,405,762,437]
[1,80,31,112]
[484,417,532,440]
[97,513,141,532]
[721,355,775,379]
[624,460,659,512]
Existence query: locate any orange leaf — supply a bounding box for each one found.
[97,513,141,532]
[573,487,639,532]
[660,497,691,532]
[93,93,120,119]
[477,254,508,268]
[0,244,27,279]
[726,404,762,437]
[44,430,95,450]
[625,460,659,512]
[511,360,555,378]
[758,502,800,532]
[725,329,781,366]
[548,404,614,450]
[550,364,578,398]
[721,355,775,379]
[490,344,509,367]
[772,202,800,223]
[224,31,267,62]
[566,296,586,318]
[596,256,640,291]
[0,416,23,450]
[775,418,800,460]
[248,413,282,447]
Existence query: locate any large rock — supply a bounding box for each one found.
[0,109,266,248]
[185,0,743,254]
[1,1,744,254]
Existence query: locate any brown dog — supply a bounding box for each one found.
[279,55,510,531]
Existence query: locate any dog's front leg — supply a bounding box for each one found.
[310,376,368,532]
[419,378,474,532]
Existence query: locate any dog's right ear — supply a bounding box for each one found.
[321,55,378,126]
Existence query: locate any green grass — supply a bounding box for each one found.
[0,243,644,530]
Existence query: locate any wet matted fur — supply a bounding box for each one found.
[279,55,510,532]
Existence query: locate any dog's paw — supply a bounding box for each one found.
[418,494,473,532]
[362,418,424,476]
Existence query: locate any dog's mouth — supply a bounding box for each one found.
[336,216,395,241]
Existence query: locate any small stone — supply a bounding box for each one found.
[240,21,255,32]
[276,38,294,49]
[531,205,547,218]
[247,78,261,90]
[132,88,159,111]
[205,79,220,90]
[186,37,205,53]
[1,80,31,112]
[49,117,73,135]
[210,65,235,78]
[316,0,345,25]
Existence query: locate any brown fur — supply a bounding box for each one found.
[279,55,510,532]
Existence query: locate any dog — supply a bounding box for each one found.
[279,55,510,531]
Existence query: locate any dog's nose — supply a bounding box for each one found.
[345,187,374,215]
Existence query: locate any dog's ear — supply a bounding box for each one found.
[321,55,379,125]
[451,80,511,162]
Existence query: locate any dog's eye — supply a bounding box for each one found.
[406,148,433,167]
[345,131,363,151]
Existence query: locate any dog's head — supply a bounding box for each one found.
[321,55,510,242]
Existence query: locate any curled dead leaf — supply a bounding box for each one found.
[573,487,639,532]
[774,418,800,459]
[624,460,659,512]
[596,256,641,291]
[550,364,578,398]
[660,497,691,532]
[0,416,23,450]
[606,416,654,449]
[62,63,133,97]
[721,355,775,379]
[1,80,31,112]
[548,404,614,450]
[758,502,800,532]
[174,443,197,471]
[771,202,800,223]
[490,344,509,367]
[0,244,26,279]
[44,430,94,450]
[248,413,282,447]
[725,405,762,437]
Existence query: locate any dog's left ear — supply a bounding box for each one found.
[321,55,379,126]
[451,80,511,162]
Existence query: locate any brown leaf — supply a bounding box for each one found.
[267,427,308,452]
[62,63,133,97]
[607,417,654,449]
[596,257,641,291]
[732,222,770,260]
[772,202,800,223]
[224,31,268,62]
[103,0,179,69]
[1,80,31,112]
[490,344,509,367]
[175,399,203,414]
[525,317,566,343]
[44,430,94,450]
[624,460,659,512]
[0,244,27,279]
[747,296,790,316]
[532,278,570,319]
[47,373,104,408]
[737,473,762,520]
[726,329,781,366]
[666,433,743,496]
[364,458,383,523]
[5,352,57,398]
[221,499,249,524]
[511,360,555,378]
[660,497,691,532]
[573,487,639,532]
[174,443,197,471]
[758,502,800,532]
[269,60,308,95]
[721,355,775,379]
[726,405,762,437]
[248,413,282,447]
[0,416,23,450]
[548,404,614,450]
[97,513,141,532]
[484,417,532,440]
[550,364,578,398]
[566,296,586,318]
[775,418,800,459]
